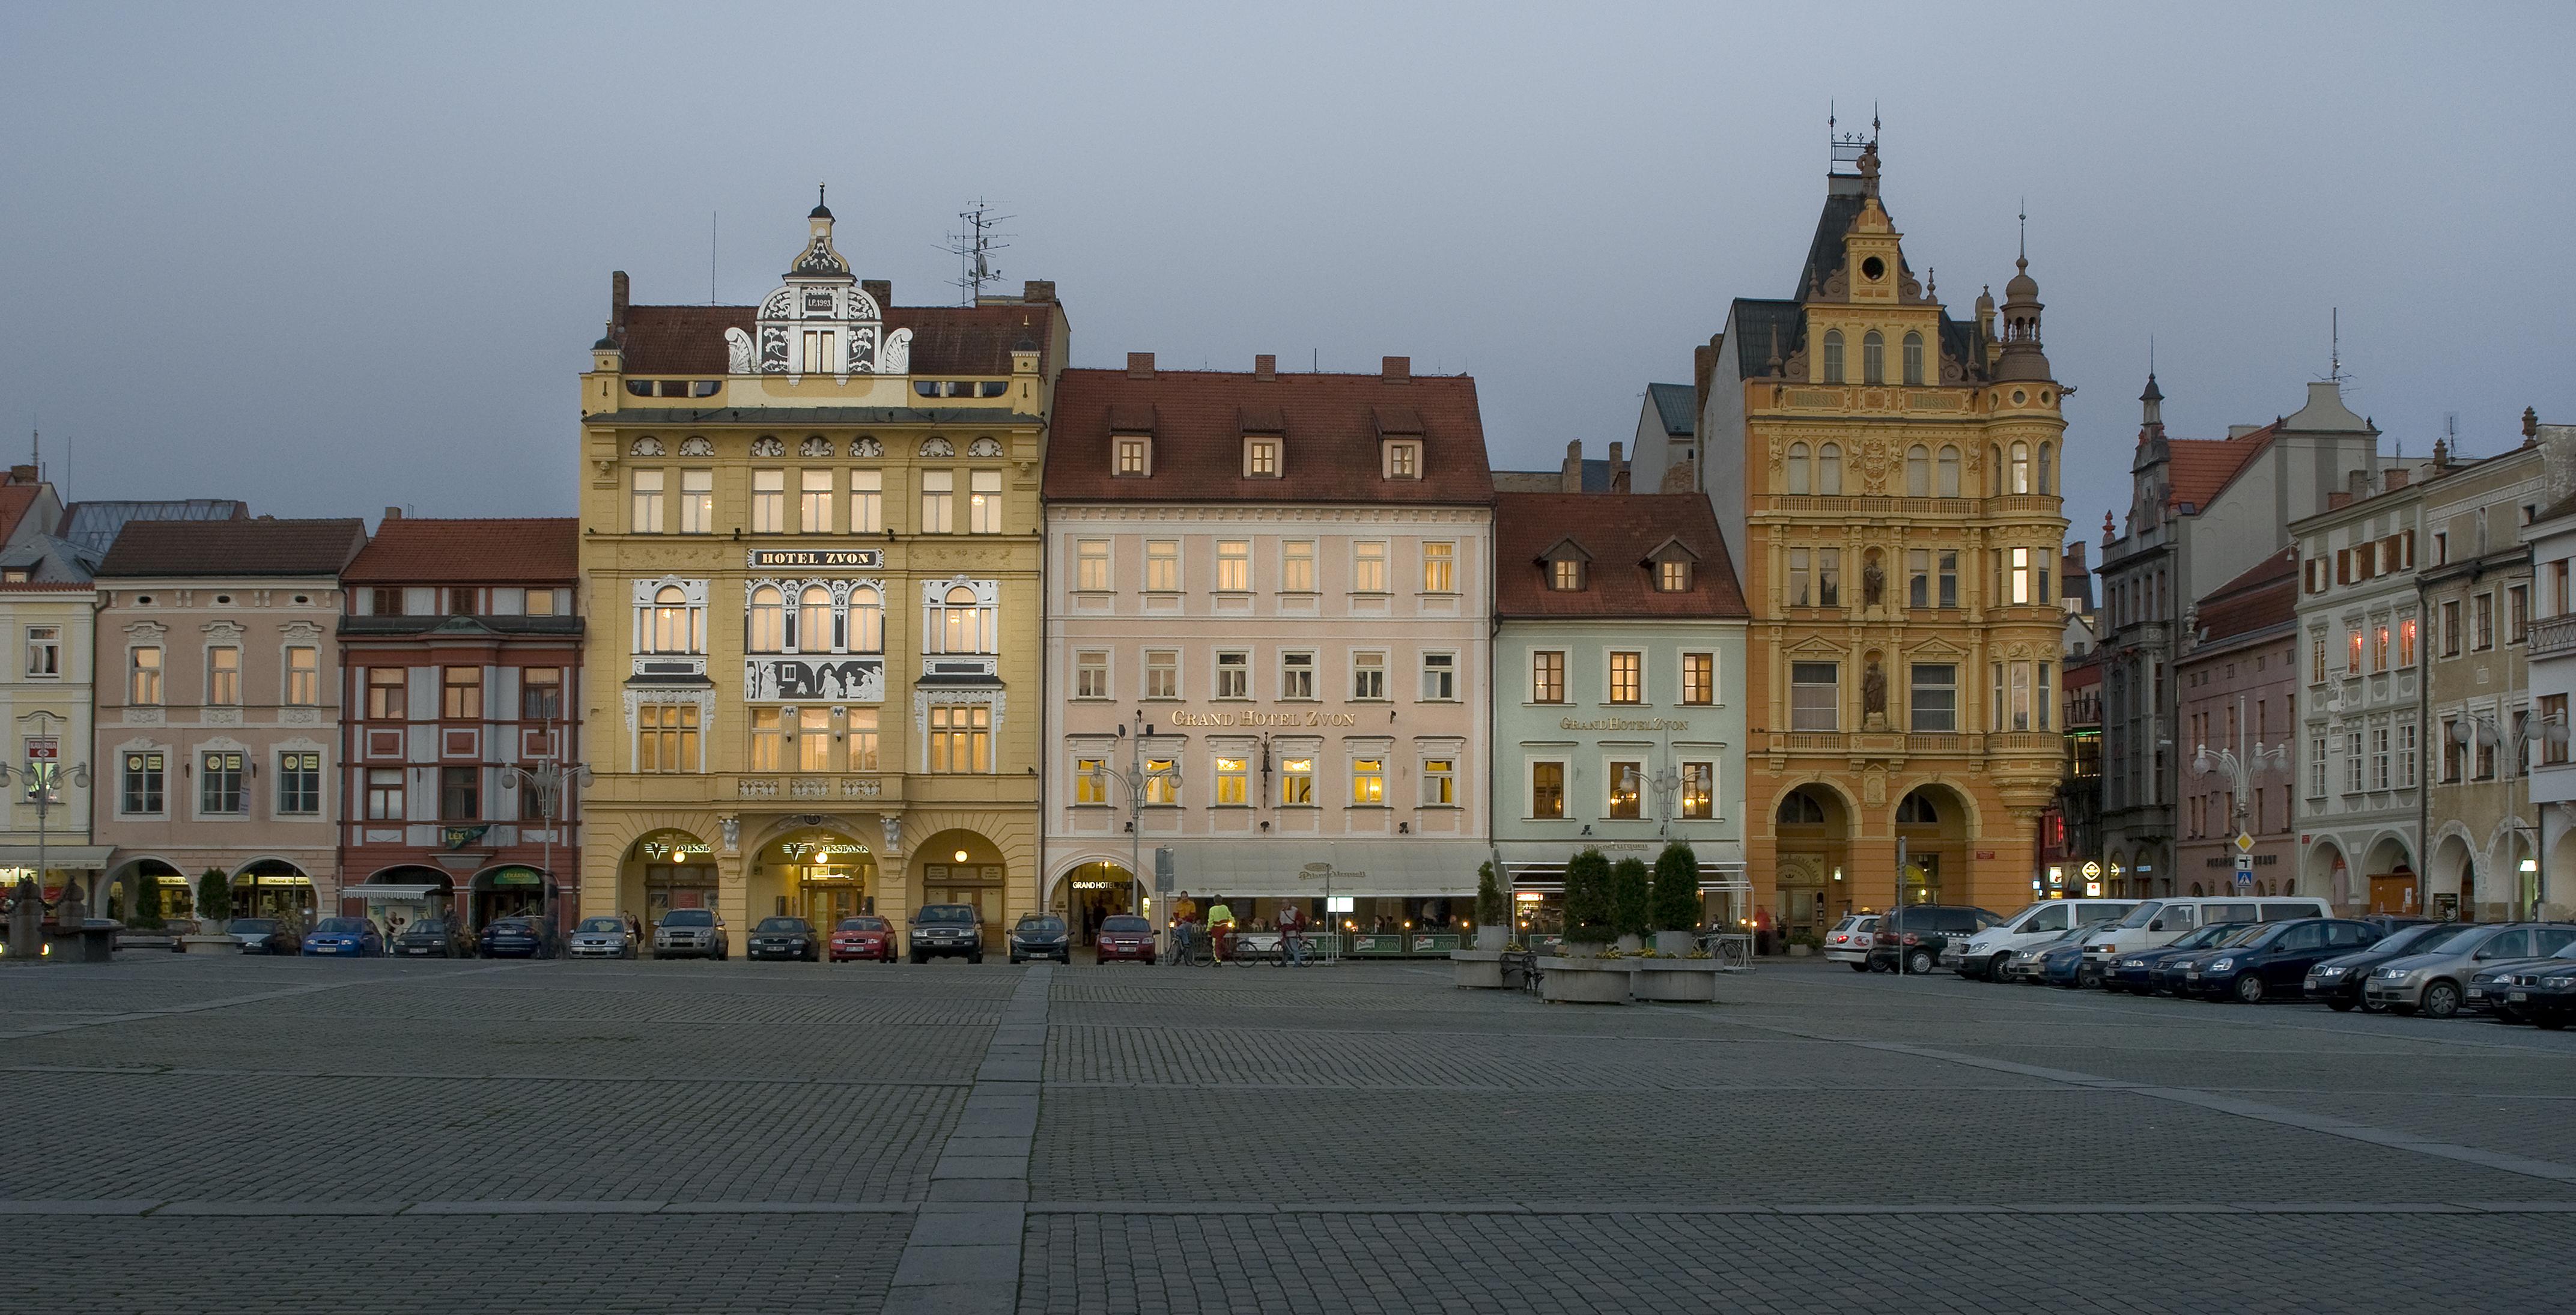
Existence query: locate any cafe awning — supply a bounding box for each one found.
[0,845,115,869]
[342,884,451,902]
[1156,839,1486,899]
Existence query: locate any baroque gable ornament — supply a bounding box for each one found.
[739,202,915,378]
[679,436,715,457]
[852,436,884,458]
[966,436,1003,458]
[631,436,666,457]
[800,436,834,457]
[751,436,786,458]
[919,436,956,458]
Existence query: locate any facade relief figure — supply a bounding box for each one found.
[1862,554,1886,608]
[720,815,741,853]
[1862,658,1888,719]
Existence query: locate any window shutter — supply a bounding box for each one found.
[2304,559,2318,593]
[2337,549,2350,585]
[2402,530,2416,568]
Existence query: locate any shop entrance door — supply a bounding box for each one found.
[646,864,718,935]
[2368,875,2418,917]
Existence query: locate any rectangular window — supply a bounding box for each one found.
[2441,600,2461,657]
[751,469,785,533]
[1144,649,1179,699]
[208,646,240,706]
[1531,651,1566,704]
[2511,585,2530,643]
[848,470,882,533]
[447,586,479,616]
[121,752,165,815]
[1245,438,1278,477]
[24,626,59,678]
[639,703,700,773]
[1659,559,1690,592]
[2442,720,2464,783]
[1681,762,1714,819]
[2310,631,2327,684]
[439,765,478,820]
[1075,539,1111,591]
[2547,696,2571,766]
[919,470,954,533]
[1384,440,1420,478]
[2476,728,2497,780]
[1144,758,1181,805]
[797,706,832,772]
[968,470,1003,533]
[800,469,833,533]
[1608,651,1642,704]
[2372,622,2389,673]
[1420,652,1455,701]
[370,587,402,616]
[1907,548,1930,608]
[1531,761,1565,819]
[1789,548,1812,607]
[366,767,404,821]
[1145,539,1179,592]
[130,646,162,705]
[928,704,992,773]
[1938,550,1958,609]
[1818,548,1841,607]
[200,751,245,814]
[2309,736,2327,797]
[2398,722,2419,786]
[847,709,879,772]
[2373,726,2392,790]
[631,469,666,533]
[285,646,319,706]
[1608,760,1642,819]
[1423,757,1454,806]
[1216,541,1250,592]
[1281,651,1314,699]
[750,707,783,771]
[1352,651,1387,700]
[2399,616,2417,666]
[520,667,563,721]
[1281,540,1316,592]
[442,666,482,719]
[1353,542,1388,594]
[1280,756,1314,805]
[1075,650,1110,700]
[679,469,713,533]
[1215,756,1248,806]
[1352,758,1385,805]
[274,752,321,815]
[1422,541,1454,592]
[1909,664,1957,732]
[2347,730,2366,793]
[2009,546,2034,604]
[1215,650,1249,699]
[1115,436,1149,476]
[1074,756,1107,805]
[1681,652,1715,705]
[368,666,406,719]
[2347,628,2363,675]
[1790,662,1838,731]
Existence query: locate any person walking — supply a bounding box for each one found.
[1279,902,1308,967]
[1204,897,1236,965]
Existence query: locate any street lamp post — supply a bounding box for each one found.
[501,728,592,948]
[2192,694,2287,896]
[1089,711,1175,958]
[2,752,89,962]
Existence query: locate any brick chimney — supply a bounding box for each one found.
[1127,352,1155,380]
[1021,279,1055,304]
[862,279,892,307]
[2327,491,2353,510]
[1608,442,1630,493]
[1382,356,1410,383]
[383,506,403,521]
[1254,354,1276,381]
[1560,440,1584,493]
[610,271,629,334]
[2383,467,2410,490]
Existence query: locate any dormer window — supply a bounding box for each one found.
[1245,437,1280,478]
[1659,560,1691,592]
[1114,436,1150,477]
[1384,440,1421,479]
[1551,559,1584,591]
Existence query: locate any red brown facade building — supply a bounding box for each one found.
[2175,548,2300,898]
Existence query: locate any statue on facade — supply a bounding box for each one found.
[1862,554,1886,608]
[1862,660,1888,718]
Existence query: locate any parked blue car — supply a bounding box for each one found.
[2038,920,2124,988]
[301,917,383,957]
[2102,923,2253,994]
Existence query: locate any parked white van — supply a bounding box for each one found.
[2079,895,2333,963]
[1952,899,2140,981]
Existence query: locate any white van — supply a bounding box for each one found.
[1952,899,2140,981]
[2079,895,2333,963]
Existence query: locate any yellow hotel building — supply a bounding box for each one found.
[1647,141,2069,922]
[576,199,1066,939]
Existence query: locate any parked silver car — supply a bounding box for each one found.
[651,908,728,961]
[569,912,643,959]
[2362,923,2576,1017]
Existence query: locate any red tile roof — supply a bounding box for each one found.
[96,518,367,578]
[2161,422,2278,511]
[618,303,1056,377]
[1045,368,1495,506]
[341,518,579,584]
[2191,547,2298,644]
[0,484,41,543]
[1494,493,1749,619]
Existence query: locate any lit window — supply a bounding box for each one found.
[929,704,991,773]
[1215,756,1248,804]
[368,666,406,719]
[1217,541,1250,592]
[1384,441,1420,479]
[1076,539,1111,591]
[750,708,783,771]
[639,703,701,773]
[644,586,703,654]
[795,586,834,652]
[1423,758,1454,806]
[1531,762,1565,818]
[801,470,833,533]
[1658,559,1690,592]
[1353,542,1388,593]
[1245,438,1278,477]
[1681,652,1715,706]
[1074,757,1106,805]
[1608,761,1642,818]
[1114,436,1149,476]
[1423,541,1454,592]
[680,469,713,533]
[1681,762,1714,819]
[849,586,882,652]
[749,586,785,652]
[937,585,992,654]
[1281,541,1316,592]
[1280,757,1314,805]
[1146,540,1179,592]
[1551,558,1583,591]
[1608,651,1642,704]
[1531,651,1565,704]
[286,646,319,706]
[750,469,784,533]
[968,470,1003,533]
[798,707,831,772]
[208,647,240,706]
[442,666,482,718]
[848,709,879,771]
[1352,758,1385,805]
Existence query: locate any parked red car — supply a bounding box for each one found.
[1095,913,1156,964]
[829,916,898,962]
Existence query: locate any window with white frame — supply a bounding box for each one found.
[1216,541,1250,592]
[1114,436,1150,476]
[1351,757,1385,804]
[848,470,883,533]
[1422,756,1454,806]
[278,751,321,815]
[1281,651,1314,699]
[1076,539,1111,591]
[1420,652,1455,701]
[1910,664,1957,732]
[2309,735,2327,797]
[933,585,993,654]
[1383,440,1421,479]
[24,627,59,679]
[1215,651,1249,699]
[1790,663,1838,731]
[750,469,785,533]
[968,470,1003,533]
[1244,437,1278,478]
[1681,761,1715,819]
[929,705,991,773]
[2398,723,2419,786]
[1352,651,1387,700]
[1145,540,1179,592]
[1145,758,1180,804]
[1075,651,1109,700]
[2372,726,2391,790]
[748,586,785,652]
[200,750,246,814]
[1215,755,1248,805]
[1353,542,1388,594]
[800,470,833,532]
[2345,730,2365,793]
[1280,755,1314,804]
[121,751,164,815]
[639,703,701,773]
[1143,649,1179,699]
[641,586,705,654]
[849,586,884,652]
[1422,541,1454,593]
[1281,540,1316,592]
[631,469,666,533]
[679,470,713,533]
[919,471,955,533]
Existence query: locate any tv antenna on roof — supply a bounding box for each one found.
[946,199,1013,306]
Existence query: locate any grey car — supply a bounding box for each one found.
[651,908,729,961]
[2362,923,2576,1017]
[570,912,643,959]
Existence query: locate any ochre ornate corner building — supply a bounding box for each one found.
[576,198,1066,937]
[1662,142,2070,923]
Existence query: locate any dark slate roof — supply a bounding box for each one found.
[579,407,1043,428]
[1646,383,1697,437]
[339,614,585,639]
[58,499,251,556]
[1045,368,1493,506]
[618,303,1057,377]
[1494,493,1749,620]
[1797,192,1868,297]
[96,518,366,579]
[2192,547,2298,645]
[1728,300,1805,378]
[342,518,578,584]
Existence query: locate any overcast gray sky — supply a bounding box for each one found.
[5,1,2570,546]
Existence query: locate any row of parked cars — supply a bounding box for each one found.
[1828,897,2576,1025]
[223,915,562,958]
[565,907,1084,965]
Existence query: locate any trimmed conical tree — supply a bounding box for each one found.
[1610,858,1651,943]
[127,875,164,931]
[1651,842,1703,932]
[1561,848,1614,947]
[1474,862,1507,931]
[195,869,233,927]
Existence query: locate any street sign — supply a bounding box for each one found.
[2234,832,2254,854]
[23,737,58,761]
[2080,860,2102,879]
[1153,847,1175,893]
[2234,853,2255,874]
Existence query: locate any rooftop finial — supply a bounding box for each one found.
[2017,198,2027,266]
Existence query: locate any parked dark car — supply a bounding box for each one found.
[747,916,820,962]
[2151,924,2268,995]
[228,917,299,955]
[829,916,898,963]
[1869,905,2003,974]
[1008,914,1071,965]
[2303,920,2476,1011]
[1094,914,1156,965]
[477,916,554,959]
[2103,923,2250,994]
[2034,922,2126,988]
[908,903,983,964]
[2181,918,2383,1003]
[300,917,383,958]
[391,917,473,958]
[2502,960,2576,1029]
[2465,932,2576,1020]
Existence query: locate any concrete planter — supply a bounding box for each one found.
[180,935,237,954]
[1788,943,1814,958]
[1450,949,1508,989]
[1629,959,1723,1002]
[1538,957,1631,1004]
[1652,931,1696,956]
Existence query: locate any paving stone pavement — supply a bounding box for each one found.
[2,952,2575,1312]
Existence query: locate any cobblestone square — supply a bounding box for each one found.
[4,953,2573,1312]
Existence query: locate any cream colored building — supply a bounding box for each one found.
[1,579,103,905]
[576,200,1067,938]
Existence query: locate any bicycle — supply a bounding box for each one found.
[1697,931,1752,969]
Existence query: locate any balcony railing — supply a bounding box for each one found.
[2531,614,2576,658]
[736,776,890,800]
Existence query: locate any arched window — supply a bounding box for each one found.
[1902,331,1924,385]
[1937,446,1960,497]
[939,585,992,654]
[797,585,834,652]
[848,585,883,653]
[1906,445,1930,497]
[1896,792,1939,824]
[1776,789,1828,824]
[1821,331,1844,384]
[2037,442,2055,494]
[1862,330,1885,384]
[1785,443,1811,495]
[649,586,697,654]
[1818,443,1844,495]
[747,586,784,653]
[2010,442,2031,494]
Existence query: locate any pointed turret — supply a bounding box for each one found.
[1991,249,2052,383]
[2138,373,2164,441]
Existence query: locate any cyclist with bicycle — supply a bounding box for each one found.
[1168,891,1199,966]
[1204,897,1236,965]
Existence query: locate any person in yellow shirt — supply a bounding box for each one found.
[1170,891,1199,965]
[1204,899,1236,965]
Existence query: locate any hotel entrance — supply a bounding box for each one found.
[755,828,879,926]
[628,829,717,934]
[1053,861,1136,944]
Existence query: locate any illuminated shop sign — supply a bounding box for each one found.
[747,548,883,569]
[1168,708,1359,728]
[744,656,884,703]
[1558,717,1690,732]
